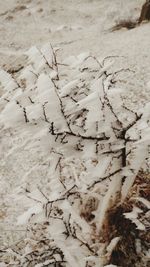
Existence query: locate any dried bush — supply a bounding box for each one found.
[0,44,149,267]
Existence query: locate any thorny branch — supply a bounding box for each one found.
[23,107,29,123]
[63,214,96,255]
[49,124,110,142]
[42,102,49,123]
[83,55,103,69]
[88,168,122,189]
[37,43,59,80]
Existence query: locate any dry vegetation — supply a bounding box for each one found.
[111,0,150,32]
[101,172,150,267]
[110,19,138,32]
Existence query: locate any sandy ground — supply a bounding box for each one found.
[0,0,150,246]
[0,0,150,91]
[0,0,147,61]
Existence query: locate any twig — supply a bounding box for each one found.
[88,168,122,189]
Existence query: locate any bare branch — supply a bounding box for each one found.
[88,168,122,189]
[42,102,49,123]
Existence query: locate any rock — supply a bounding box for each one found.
[139,0,150,24]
